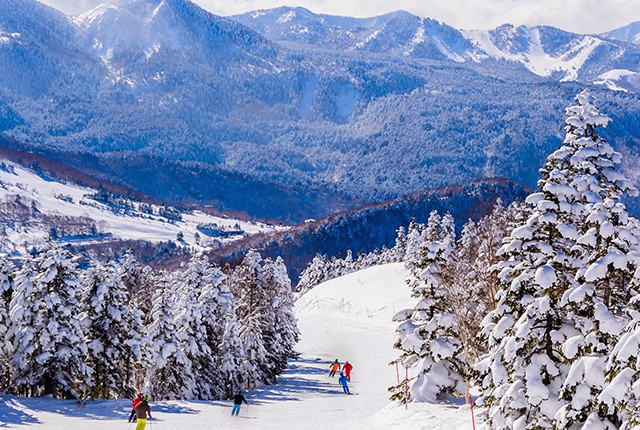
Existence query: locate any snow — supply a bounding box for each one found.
[534,265,556,289]
[593,69,640,92]
[0,159,282,253]
[0,263,476,429]
[466,28,605,81]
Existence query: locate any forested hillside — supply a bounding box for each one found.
[0,1,639,221]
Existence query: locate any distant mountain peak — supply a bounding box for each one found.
[79,0,276,64]
[603,21,640,45]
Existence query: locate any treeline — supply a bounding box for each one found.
[0,246,298,401]
[215,178,530,285]
[389,91,640,428]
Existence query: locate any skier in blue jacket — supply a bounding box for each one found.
[338,372,350,394]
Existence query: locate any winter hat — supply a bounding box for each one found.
[142,396,149,402]
[137,393,143,398]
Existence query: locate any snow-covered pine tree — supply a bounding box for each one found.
[403,219,424,269]
[261,257,299,380]
[391,211,463,402]
[390,219,430,403]
[118,250,153,318]
[197,261,244,399]
[0,257,14,393]
[331,255,346,279]
[173,255,222,399]
[144,273,193,400]
[404,213,439,295]
[392,226,407,262]
[600,292,640,428]
[342,249,355,274]
[218,311,245,398]
[233,250,270,389]
[10,244,88,399]
[475,91,623,429]
[406,212,464,402]
[554,91,640,429]
[81,261,145,399]
[296,253,331,295]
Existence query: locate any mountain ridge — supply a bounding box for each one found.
[0,1,638,222]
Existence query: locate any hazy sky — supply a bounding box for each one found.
[39,0,640,34]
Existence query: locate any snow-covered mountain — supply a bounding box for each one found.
[602,21,640,45]
[78,0,276,67]
[236,8,640,88]
[0,1,639,222]
[0,158,280,256]
[0,0,96,99]
[466,24,640,82]
[236,7,479,62]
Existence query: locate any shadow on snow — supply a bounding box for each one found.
[0,396,40,427]
[0,396,198,424]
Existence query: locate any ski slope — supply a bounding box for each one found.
[0,263,476,429]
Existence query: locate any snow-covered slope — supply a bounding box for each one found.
[234,8,480,61]
[0,263,475,429]
[237,8,640,87]
[78,0,277,66]
[0,159,280,254]
[602,21,640,45]
[0,0,95,98]
[463,24,640,90]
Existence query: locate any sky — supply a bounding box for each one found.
[39,0,640,34]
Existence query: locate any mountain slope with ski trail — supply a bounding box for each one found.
[1,263,475,429]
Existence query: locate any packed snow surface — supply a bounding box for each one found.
[0,263,476,429]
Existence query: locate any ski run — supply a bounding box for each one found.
[1,263,473,429]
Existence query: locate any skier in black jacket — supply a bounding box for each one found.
[231,392,248,416]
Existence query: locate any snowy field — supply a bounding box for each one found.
[0,159,282,252]
[0,263,477,429]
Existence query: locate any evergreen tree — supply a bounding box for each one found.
[261,257,299,380]
[297,254,331,295]
[233,250,270,389]
[554,91,640,428]
[0,257,14,393]
[476,91,630,429]
[391,212,462,402]
[197,261,244,399]
[600,293,640,429]
[10,244,88,398]
[173,257,209,399]
[144,275,193,399]
[119,251,153,318]
[82,262,145,399]
[392,226,407,262]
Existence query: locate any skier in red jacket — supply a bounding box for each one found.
[343,361,353,381]
[128,393,144,422]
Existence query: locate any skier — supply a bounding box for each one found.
[329,359,341,377]
[343,361,353,381]
[128,393,143,422]
[134,395,152,430]
[338,372,350,394]
[231,391,248,416]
